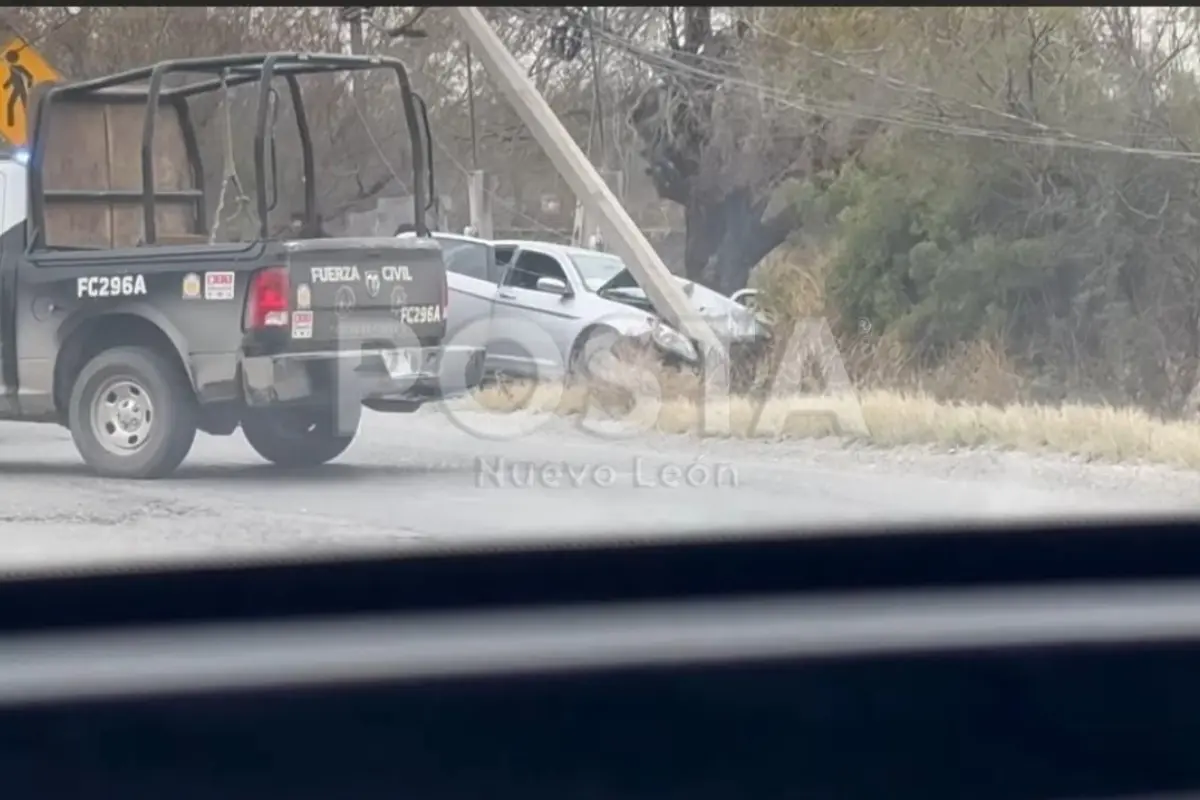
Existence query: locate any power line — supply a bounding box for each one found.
[3,9,81,57]
[577,13,1183,158]
[430,130,564,238]
[745,17,1185,161]
[505,9,1032,145]
[506,6,1200,165]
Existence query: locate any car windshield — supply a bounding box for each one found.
[570,252,628,292]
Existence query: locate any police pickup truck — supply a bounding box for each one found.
[0,53,484,479]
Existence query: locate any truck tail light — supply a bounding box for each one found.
[440,269,449,315]
[245,266,290,330]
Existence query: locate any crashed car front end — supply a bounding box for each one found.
[598,282,772,375]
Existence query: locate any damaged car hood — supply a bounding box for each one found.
[597,269,766,341]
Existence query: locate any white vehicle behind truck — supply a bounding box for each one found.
[402,231,770,384]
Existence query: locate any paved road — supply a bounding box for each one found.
[0,403,1190,574]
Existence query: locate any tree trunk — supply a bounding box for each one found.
[684,189,801,295]
[712,191,763,295]
[683,196,725,285]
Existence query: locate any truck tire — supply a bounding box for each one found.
[68,345,198,479]
[241,404,360,468]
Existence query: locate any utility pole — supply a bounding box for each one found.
[449,7,723,356]
[340,6,367,106]
[464,41,492,238]
[572,8,615,249]
[466,43,479,170]
[590,7,607,168]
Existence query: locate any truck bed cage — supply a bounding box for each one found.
[28,52,431,246]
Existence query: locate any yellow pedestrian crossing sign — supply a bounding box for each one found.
[0,37,60,147]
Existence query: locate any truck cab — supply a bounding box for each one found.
[0,53,485,479]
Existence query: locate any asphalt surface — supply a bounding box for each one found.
[0,402,1192,574]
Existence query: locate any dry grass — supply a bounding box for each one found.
[468,377,1200,469]
[463,241,1200,469]
[462,243,1200,470]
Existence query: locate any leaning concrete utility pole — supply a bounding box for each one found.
[449,7,725,357]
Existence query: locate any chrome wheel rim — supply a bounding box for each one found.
[91,378,155,456]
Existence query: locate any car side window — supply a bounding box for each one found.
[440,241,492,283]
[502,251,569,293]
[493,246,516,284]
[494,246,516,268]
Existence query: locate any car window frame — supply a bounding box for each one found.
[502,248,576,295]
[493,245,517,285]
[438,237,494,284]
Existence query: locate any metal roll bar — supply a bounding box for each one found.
[28,52,431,246]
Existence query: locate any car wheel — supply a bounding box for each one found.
[476,369,540,410]
[241,403,360,468]
[472,339,540,410]
[68,345,198,479]
[568,326,624,384]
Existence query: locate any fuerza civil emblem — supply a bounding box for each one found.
[390,285,407,318]
[365,270,381,298]
[335,285,356,317]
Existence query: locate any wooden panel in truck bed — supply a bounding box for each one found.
[38,94,196,248]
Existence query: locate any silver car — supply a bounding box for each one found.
[401,231,768,381]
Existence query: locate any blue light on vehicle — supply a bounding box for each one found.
[12,150,29,165]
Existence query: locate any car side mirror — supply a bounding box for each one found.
[536,276,571,296]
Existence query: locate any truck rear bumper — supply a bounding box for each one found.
[241,345,486,408]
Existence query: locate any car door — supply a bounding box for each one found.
[437,236,499,356]
[489,247,586,380]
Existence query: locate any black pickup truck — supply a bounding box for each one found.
[0,53,485,479]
